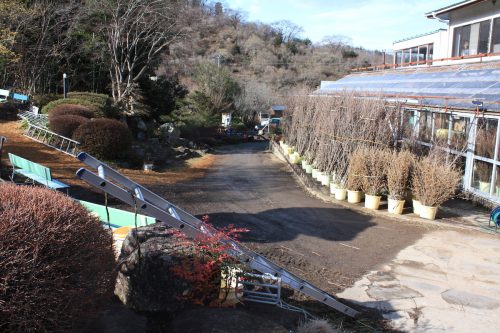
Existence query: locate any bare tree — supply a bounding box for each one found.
[271,20,303,43]
[99,0,185,115]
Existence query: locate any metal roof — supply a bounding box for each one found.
[425,0,485,19]
[313,62,500,111]
[393,29,446,45]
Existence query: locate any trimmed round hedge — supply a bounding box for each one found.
[41,92,118,118]
[73,118,133,159]
[49,115,90,138]
[0,184,115,332]
[48,104,94,121]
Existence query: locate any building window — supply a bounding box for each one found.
[492,17,500,53]
[395,43,433,67]
[453,19,493,57]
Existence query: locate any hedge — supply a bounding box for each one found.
[48,104,94,121]
[41,92,118,118]
[49,115,90,138]
[73,118,133,160]
[0,183,115,332]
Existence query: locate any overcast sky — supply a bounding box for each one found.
[224,0,458,50]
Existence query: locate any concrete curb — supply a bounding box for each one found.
[269,141,496,235]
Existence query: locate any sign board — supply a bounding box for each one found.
[12,93,29,102]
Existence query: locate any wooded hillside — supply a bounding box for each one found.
[0,0,386,125]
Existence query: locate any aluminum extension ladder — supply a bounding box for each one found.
[75,152,359,318]
[25,123,80,156]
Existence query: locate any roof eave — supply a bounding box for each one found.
[425,0,484,19]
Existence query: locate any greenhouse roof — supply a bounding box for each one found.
[314,61,500,112]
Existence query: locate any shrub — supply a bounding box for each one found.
[42,93,118,118]
[0,102,17,120]
[49,115,90,138]
[42,98,98,114]
[48,104,94,121]
[412,154,462,207]
[347,149,365,191]
[360,147,391,196]
[31,93,59,109]
[0,184,115,332]
[387,150,414,200]
[73,118,133,159]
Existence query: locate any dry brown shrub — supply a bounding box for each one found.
[412,153,462,207]
[347,149,365,191]
[283,92,401,185]
[48,103,94,121]
[387,150,415,200]
[297,319,340,333]
[360,147,391,196]
[0,184,115,332]
[49,115,90,138]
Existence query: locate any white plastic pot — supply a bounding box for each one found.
[388,198,405,215]
[330,182,338,195]
[347,190,362,203]
[305,164,313,174]
[335,188,347,201]
[301,160,309,170]
[311,168,319,179]
[316,171,324,182]
[321,174,331,186]
[420,205,438,220]
[364,194,381,210]
[412,199,422,215]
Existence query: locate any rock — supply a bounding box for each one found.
[114,224,220,313]
[158,123,180,144]
[137,119,148,131]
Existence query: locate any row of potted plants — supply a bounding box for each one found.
[279,141,461,220]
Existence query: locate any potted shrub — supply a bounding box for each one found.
[360,148,390,210]
[333,174,348,200]
[347,149,364,203]
[412,155,461,220]
[386,150,414,214]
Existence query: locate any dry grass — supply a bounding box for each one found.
[296,319,341,333]
[0,120,216,189]
[386,150,414,200]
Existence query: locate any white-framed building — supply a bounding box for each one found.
[315,0,500,204]
[393,0,500,67]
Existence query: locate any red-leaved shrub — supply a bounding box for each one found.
[72,118,133,159]
[49,115,90,138]
[0,184,115,332]
[48,104,94,121]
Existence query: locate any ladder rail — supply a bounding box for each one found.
[24,123,80,157]
[77,152,208,231]
[75,163,360,318]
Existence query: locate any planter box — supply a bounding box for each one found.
[412,199,422,215]
[335,188,347,201]
[420,205,438,220]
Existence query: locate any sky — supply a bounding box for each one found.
[223,0,458,50]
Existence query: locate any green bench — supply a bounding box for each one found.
[8,153,70,193]
[79,200,156,228]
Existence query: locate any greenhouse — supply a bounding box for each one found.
[313,61,500,203]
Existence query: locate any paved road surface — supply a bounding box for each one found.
[152,141,428,293]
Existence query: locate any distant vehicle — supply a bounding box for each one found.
[0,89,9,103]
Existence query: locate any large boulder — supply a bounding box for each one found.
[158,122,180,144]
[114,224,220,313]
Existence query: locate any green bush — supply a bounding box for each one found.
[73,118,133,160]
[42,98,99,114]
[0,183,115,332]
[49,115,90,138]
[31,93,60,109]
[41,92,119,118]
[48,104,94,121]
